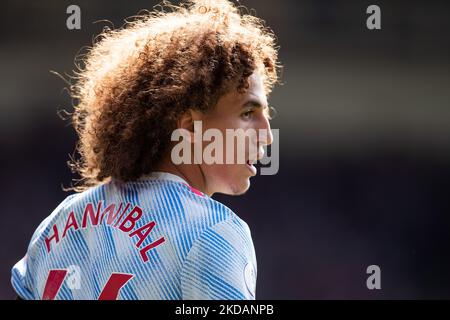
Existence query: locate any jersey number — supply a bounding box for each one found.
[42,269,133,300]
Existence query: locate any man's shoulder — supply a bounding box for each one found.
[161,180,238,229]
[135,178,236,219]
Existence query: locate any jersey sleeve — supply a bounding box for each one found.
[11,214,54,300]
[11,194,78,300]
[11,255,35,300]
[180,216,257,300]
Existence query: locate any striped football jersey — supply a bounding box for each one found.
[11,172,257,300]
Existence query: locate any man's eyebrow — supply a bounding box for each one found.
[241,99,268,109]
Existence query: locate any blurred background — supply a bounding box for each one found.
[1,0,449,299]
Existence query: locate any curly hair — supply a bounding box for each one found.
[68,0,280,192]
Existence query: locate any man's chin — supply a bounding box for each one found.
[211,175,252,196]
[227,179,251,196]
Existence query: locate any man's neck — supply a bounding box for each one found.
[154,154,212,196]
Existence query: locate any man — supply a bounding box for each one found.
[12,0,279,300]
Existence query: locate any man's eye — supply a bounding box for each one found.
[241,110,254,119]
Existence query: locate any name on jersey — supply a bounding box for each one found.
[44,201,166,263]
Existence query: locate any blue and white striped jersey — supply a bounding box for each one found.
[11,172,257,300]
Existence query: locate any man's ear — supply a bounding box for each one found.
[177,109,203,142]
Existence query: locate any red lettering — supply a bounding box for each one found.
[129,221,156,247]
[114,203,131,227]
[118,206,142,232]
[98,273,133,300]
[99,203,116,224]
[45,224,60,253]
[62,211,79,238]
[42,269,68,300]
[43,270,133,300]
[139,237,166,263]
[81,202,102,228]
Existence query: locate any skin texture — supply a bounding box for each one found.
[156,72,273,196]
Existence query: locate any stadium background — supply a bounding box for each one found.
[0,0,449,299]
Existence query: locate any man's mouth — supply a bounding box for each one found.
[246,159,257,176]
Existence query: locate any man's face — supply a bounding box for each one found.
[199,72,273,195]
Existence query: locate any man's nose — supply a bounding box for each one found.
[258,114,273,146]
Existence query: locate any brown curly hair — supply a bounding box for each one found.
[68,0,280,192]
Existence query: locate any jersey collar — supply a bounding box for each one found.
[138,171,189,184]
